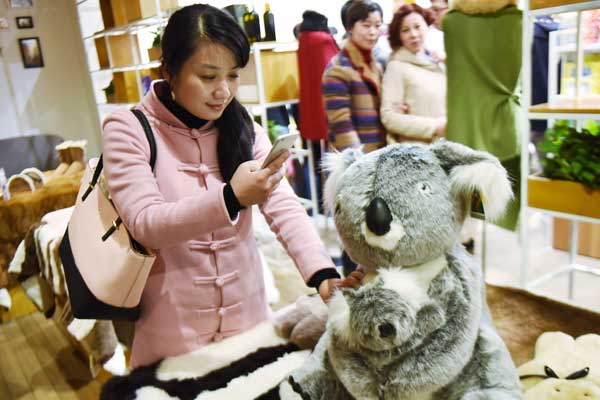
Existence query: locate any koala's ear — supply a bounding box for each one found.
[322,148,363,213]
[431,140,513,221]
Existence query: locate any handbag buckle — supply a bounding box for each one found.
[102,217,123,242]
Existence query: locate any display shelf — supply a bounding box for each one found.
[239,42,300,119]
[528,97,600,119]
[90,61,161,74]
[554,41,600,53]
[520,0,600,300]
[527,175,600,221]
[83,14,167,41]
[529,0,600,14]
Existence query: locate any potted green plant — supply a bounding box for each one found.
[528,120,600,219]
[103,80,116,103]
[537,120,600,190]
[148,28,162,62]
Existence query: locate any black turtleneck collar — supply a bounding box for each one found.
[156,82,208,129]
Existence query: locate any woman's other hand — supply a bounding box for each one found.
[318,266,366,303]
[230,150,290,206]
[392,102,410,114]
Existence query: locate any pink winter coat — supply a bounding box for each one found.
[102,81,334,367]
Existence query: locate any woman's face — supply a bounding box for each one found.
[348,11,382,51]
[399,12,428,54]
[168,42,240,121]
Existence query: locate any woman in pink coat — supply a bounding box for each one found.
[102,4,361,368]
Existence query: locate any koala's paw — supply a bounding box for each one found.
[274,294,328,350]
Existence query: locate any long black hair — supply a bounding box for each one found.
[161,4,255,182]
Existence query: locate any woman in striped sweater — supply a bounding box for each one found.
[322,0,386,153]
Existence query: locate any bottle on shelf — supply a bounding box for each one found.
[263,2,276,42]
[243,6,261,44]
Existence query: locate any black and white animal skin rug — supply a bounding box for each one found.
[101,321,310,400]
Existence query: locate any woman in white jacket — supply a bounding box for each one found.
[381,4,446,143]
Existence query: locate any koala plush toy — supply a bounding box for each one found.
[280,141,521,400]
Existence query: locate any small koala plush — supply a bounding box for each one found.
[280,141,521,399]
[275,294,329,350]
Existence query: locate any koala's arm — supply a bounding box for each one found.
[327,341,380,400]
[382,300,448,397]
[322,66,361,151]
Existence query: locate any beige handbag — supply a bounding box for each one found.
[59,110,156,320]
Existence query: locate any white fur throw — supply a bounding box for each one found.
[0,288,10,310]
[101,321,310,400]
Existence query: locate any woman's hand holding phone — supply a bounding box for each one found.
[230,150,290,207]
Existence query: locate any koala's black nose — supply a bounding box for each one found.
[366,197,392,236]
[378,323,396,338]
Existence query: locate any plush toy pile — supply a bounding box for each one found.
[279,141,521,399]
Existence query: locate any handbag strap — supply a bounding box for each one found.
[81,109,156,242]
[82,109,156,202]
[131,109,157,171]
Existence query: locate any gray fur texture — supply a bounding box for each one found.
[282,141,521,400]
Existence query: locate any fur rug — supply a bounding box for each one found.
[487,284,600,366]
[0,173,81,288]
[101,321,309,400]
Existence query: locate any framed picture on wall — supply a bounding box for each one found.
[18,37,43,68]
[0,17,9,31]
[6,0,33,8]
[16,16,32,29]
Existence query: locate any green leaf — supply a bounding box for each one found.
[539,120,600,190]
[584,120,599,136]
[537,140,557,153]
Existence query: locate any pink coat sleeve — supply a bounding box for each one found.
[254,123,336,283]
[102,109,235,250]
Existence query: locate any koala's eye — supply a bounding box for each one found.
[417,182,432,196]
[335,203,341,214]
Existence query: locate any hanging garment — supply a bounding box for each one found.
[444,5,522,230]
[297,30,339,141]
[531,18,560,137]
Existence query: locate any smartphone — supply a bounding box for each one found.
[261,132,300,168]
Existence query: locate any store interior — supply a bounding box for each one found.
[0,0,599,398]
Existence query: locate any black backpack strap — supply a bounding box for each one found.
[130,109,157,171]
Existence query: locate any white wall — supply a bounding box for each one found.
[0,0,101,156]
